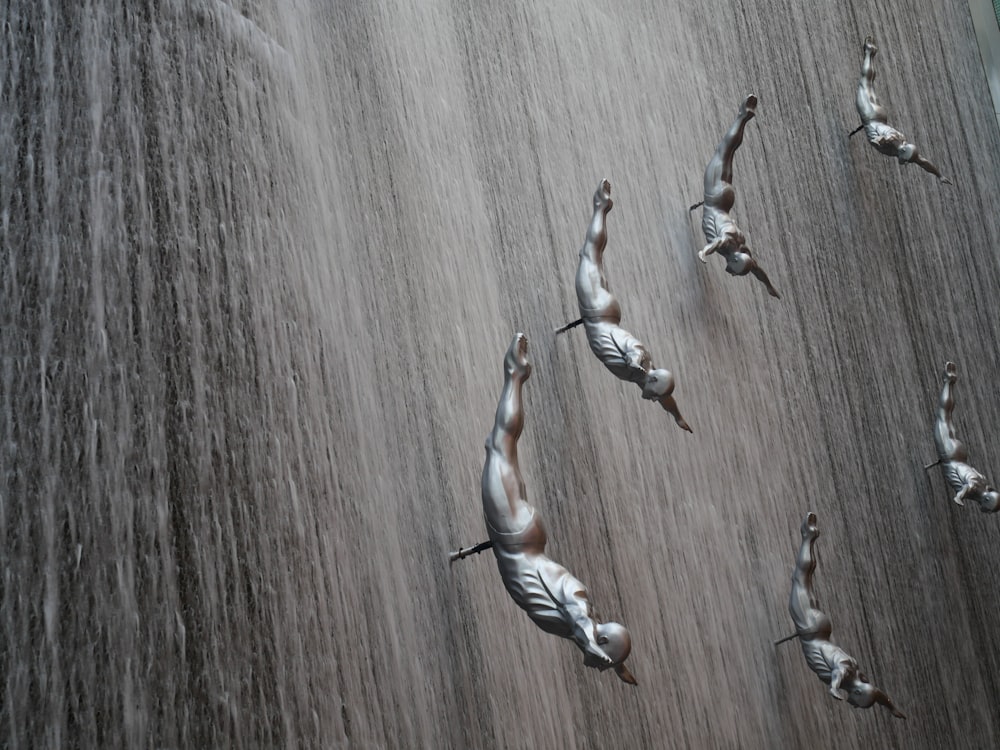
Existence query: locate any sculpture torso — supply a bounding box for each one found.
[943,460,989,498]
[582,319,651,385]
[701,202,738,244]
[799,637,859,686]
[486,511,590,638]
[864,121,908,159]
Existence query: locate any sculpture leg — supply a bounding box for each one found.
[704,95,756,193]
[856,37,888,123]
[934,362,967,463]
[481,334,536,535]
[573,180,619,324]
[574,180,613,301]
[788,513,831,639]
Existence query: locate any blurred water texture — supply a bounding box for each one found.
[3,1,1000,748]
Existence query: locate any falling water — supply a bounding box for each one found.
[3,1,1000,747]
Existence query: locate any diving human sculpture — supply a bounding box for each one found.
[925,362,999,512]
[450,333,637,684]
[560,179,692,432]
[692,95,780,299]
[852,36,951,184]
[784,513,906,718]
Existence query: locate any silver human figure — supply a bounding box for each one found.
[692,95,780,299]
[568,180,692,432]
[925,362,999,512]
[853,36,952,184]
[463,333,637,684]
[785,513,906,718]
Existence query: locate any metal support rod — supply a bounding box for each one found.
[448,540,493,564]
[554,318,584,335]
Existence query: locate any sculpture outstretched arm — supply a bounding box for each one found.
[874,688,907,719]
[538,575,611,667]
[577,622,613,667]
[910,153,951,184]
[659,393,693,433]
[749,263,781,299]
[829,662,851,701]
[608,330,647,378]
[698,236,727,262]
[954,483,971,506]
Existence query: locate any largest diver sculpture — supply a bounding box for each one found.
[778,512,906,718]
[851,36,951,184]
[450,333,638,684]
[924,362,999,512]
[557,180,692,432]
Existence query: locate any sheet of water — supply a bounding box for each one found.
[3,1,1000,747]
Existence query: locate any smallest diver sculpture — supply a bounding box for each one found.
[851,36,952,184]
[450,333,637,684]
[556,180,692,432]
[924,361,999,512]
[689,94,780,299]
[777,512,906,718]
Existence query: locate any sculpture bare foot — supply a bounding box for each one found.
[801,512,819,540]
[504,333,532,381]
[740,94,758,120]
[944,361,958,385]
[864,36,877,56]
[593,179,613,214]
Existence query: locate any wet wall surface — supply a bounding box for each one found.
[3,1,1000,747]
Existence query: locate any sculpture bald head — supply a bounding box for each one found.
[641,368,675,401]
[844,679,878,709]
[595,622,637,685]
[726,250,754,276]
[846,680,906,718]
[643,368,693,432]
[897,142,917,163]
[980,489,1000,513]
[728,252,781,298]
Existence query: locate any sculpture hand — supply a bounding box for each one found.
[954,488,967,506]
[582,640,613,668]
[627,353,645,374]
